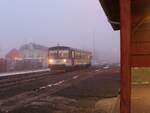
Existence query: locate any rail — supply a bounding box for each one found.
[0,68,50,77]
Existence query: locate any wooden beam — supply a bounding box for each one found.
[131,42,150,55]
[120,0,131,113]
[131,55,150,67]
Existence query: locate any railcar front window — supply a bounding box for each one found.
[58,50,69,58]
[49,50,57,58]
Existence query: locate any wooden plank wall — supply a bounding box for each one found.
[131,16,150,67]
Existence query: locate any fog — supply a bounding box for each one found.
[0,0,120,63]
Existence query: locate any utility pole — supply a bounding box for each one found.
[57,43,60,46]
[0,45,3,58]
[92,30,96,64]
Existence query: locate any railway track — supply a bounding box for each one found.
[0,67,94,92]
[0,68,89,97]
[0,68,92,112]
[0,69,52,92]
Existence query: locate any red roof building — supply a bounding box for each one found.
[5,49,21,60]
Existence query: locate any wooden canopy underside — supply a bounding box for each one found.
[99,0,150,30]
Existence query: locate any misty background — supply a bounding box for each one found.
[0,0,120,63]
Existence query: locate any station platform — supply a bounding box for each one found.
[94,96,120,113]
[132,84,150,113]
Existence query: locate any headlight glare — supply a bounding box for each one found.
[49,59,54,64]
[63,59,67,63]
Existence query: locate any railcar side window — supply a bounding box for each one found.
[82,53,88,59]
[75,51,81,59]
[72,51,75,58]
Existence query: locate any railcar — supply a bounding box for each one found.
[48,46,92,72]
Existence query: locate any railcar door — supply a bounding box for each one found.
[71,50,75,66]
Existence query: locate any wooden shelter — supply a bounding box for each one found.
[99,0,150,113]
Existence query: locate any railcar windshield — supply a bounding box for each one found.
[49,49,69,58]
[58,50,69,58]
[49,50,57,58]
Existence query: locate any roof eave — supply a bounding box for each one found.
[99,0,120,30]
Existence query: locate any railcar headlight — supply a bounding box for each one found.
[49,59,54,64]
[63,59,67,63]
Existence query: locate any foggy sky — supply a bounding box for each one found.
[0,0,120,63]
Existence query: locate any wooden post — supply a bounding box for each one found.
[120,0,131,113]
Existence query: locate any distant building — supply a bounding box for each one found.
[5,49,21,71]
[19,43,48,67]
[0,58,7,73]
[5,48,21,60]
